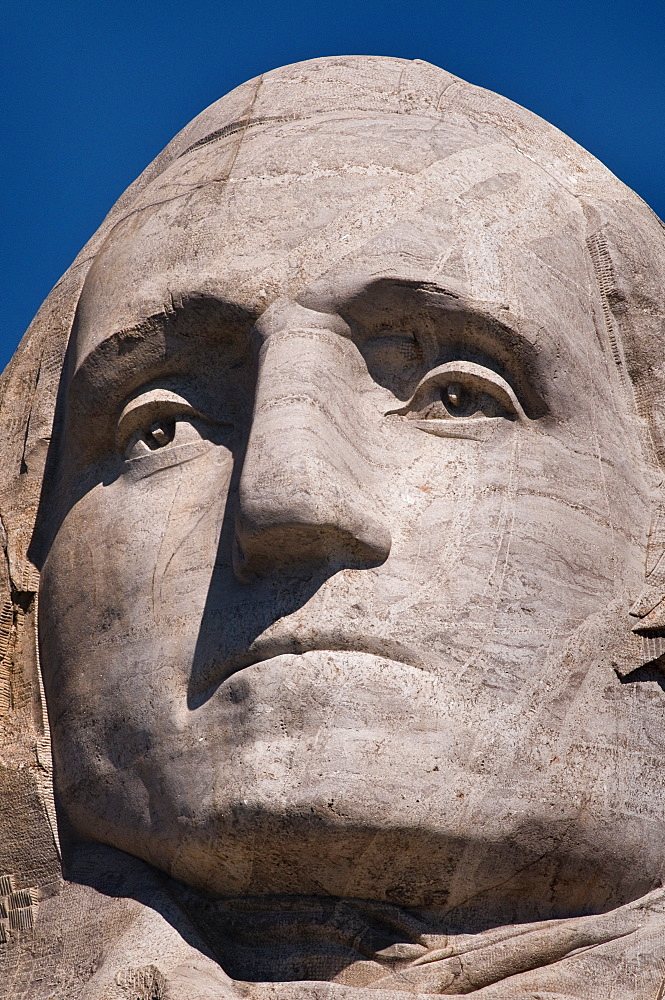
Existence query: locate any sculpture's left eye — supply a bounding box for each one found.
[386,360,526,423]
[438,380,505,419]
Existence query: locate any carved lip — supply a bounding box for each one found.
[191,633,427,702]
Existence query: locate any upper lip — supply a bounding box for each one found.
[189,629,426,702]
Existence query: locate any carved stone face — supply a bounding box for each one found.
[39,114,660,926]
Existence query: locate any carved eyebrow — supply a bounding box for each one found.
[63,295,256,466]
[69,295,256,403]
[330,276,547,418]
[387,279,462,298]
[340,276,524,345]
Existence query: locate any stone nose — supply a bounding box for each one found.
[233,323,391,581]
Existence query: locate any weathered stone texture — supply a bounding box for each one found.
[3,55,665,998]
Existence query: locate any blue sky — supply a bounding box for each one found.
[3,0,665,372]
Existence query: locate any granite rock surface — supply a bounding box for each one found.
[2,55,665,998]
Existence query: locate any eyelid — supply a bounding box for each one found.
[117,389,204,449]
[387,361,527,419]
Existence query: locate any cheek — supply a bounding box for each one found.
[40,448,232,698]
[381,425,643,630]
[382,423,515,582]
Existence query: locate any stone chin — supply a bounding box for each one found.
[57,648,662,924]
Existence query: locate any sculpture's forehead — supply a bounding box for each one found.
[75,115,588,366]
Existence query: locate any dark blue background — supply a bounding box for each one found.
[3,0,664,371]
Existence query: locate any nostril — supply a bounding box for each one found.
[233,517,391,583]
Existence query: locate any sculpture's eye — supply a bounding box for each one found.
[116,388,221,467]
[122,415,202,462]
[439,380,494,418]
[146,420,176,449]
[386,361,525,424]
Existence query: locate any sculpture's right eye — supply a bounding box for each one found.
[144,419,176,449]
[121,414,209,468]
[124,418,177,460]
[116,388,224,471]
